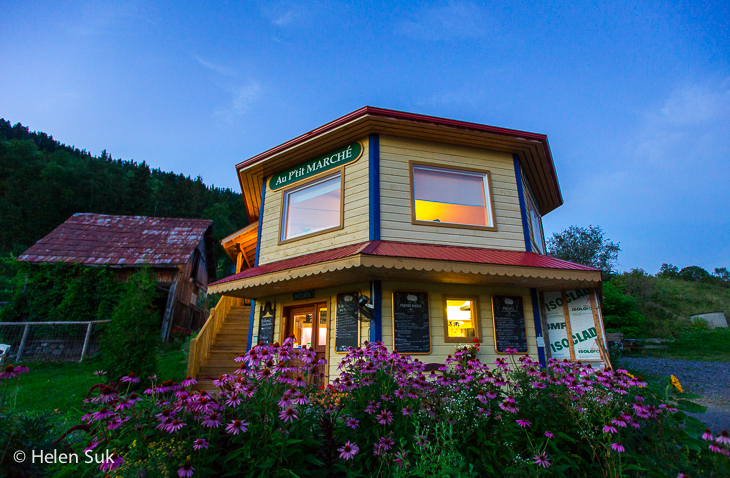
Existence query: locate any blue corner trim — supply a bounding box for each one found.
[513,155,532,253]
[369,134,381,241]
[247,300,256,352]
[247,177,267,352]
[254,178,266,267]
[530,288,546,367]
[370,280,382,343]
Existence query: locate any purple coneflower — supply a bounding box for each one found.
[166,419,186,433]
[98,385,118,404]
[378,435,395,451]
[394,388,407,399]
[532,452,550,468]
[225,394,243,407]
[346,418,359,429]
[516,419,531,427]
[121,372,140,384]
[182,376,197,387]
[394,450,408,468]
[602,425,618,434]
[716,429,730,445]
[99,453,124,472]
[0,365,18,379]
[193,438,209,450]
[611,442,625,453]
[201,413,222,428]
[107,418,124,430]
[377,410,394,425]
[92,408,114,421]
[544,431,554,439]
[178,461,195,477]
[83,441,100,453]
[402,406,413,417]
[709,443,722,453]
[504,348,518,355]
[94,370,107,377]
[365,401,381,415]
[279,407,298,423]
[226,419,249,435]
[338,441,359,460]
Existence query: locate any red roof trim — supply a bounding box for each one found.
[235,106,552,171]
[210,240,599,286]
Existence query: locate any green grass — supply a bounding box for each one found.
[666,328,730,361]
[4,348,187,419]
[624,328,730,362]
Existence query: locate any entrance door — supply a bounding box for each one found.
[285,303,328,367]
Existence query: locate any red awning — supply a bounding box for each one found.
[211,240,598,286]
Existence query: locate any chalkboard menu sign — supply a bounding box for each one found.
[492,295,528,353]
[335,292,360,353]
[257,301,276,345]
[392,291,431,354]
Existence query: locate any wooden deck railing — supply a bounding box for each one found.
[187,295,236,378]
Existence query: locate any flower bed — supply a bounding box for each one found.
[38,341,730,477]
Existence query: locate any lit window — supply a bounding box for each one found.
[281,173,342,241]
[443,297,481,343]
[412,165,495,228]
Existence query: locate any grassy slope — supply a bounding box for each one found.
[649,278,730,320]
[622,277,730,360]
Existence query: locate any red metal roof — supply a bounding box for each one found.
[211,240,599,286]
[19,213,212,267]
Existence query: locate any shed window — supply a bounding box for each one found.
[281,173,342,241]
[412,165,495,229]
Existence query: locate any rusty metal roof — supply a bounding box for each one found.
[211,240,598,286]
[18,213,213,267]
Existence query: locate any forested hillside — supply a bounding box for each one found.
[0,118,248,271]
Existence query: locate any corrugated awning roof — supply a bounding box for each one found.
[19,213,213,267]
[210,240,598,286]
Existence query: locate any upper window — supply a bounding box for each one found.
[280,172,342,242]
[411,164,496,230]
[525,189,545,254]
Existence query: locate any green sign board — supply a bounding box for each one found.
[269,141,364,191]
[293,290,315,300]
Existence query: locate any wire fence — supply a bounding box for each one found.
[0,320,110,363]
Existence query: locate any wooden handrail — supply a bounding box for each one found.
[187,295,236,378]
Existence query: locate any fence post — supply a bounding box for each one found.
[16,324,31,362]
[80,323,93,363]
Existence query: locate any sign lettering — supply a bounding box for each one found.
[269,142,364,190]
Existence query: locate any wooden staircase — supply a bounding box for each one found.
[187,297,250,391]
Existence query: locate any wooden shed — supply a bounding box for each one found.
[18,213,216,340]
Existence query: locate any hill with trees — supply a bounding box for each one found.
[0,118,249,296]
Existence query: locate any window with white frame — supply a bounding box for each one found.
[280,172,342,242]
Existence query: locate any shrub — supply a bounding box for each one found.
[613,268,655,300]
[56,341,728,477]
[679,266,712,283]
[603,282,646,337]
[0,262,121,322]
[100,268,160,382]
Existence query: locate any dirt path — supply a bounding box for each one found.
[620,357,730,433]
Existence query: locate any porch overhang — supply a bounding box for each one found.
[208,241,601,299]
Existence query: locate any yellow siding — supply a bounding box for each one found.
[257,138,371,265]
[379,135,527,251]
[380,281,539,367]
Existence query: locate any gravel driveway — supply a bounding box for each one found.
[620,357,730,433]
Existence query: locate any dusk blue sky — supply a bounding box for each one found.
[2,1,728,273]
